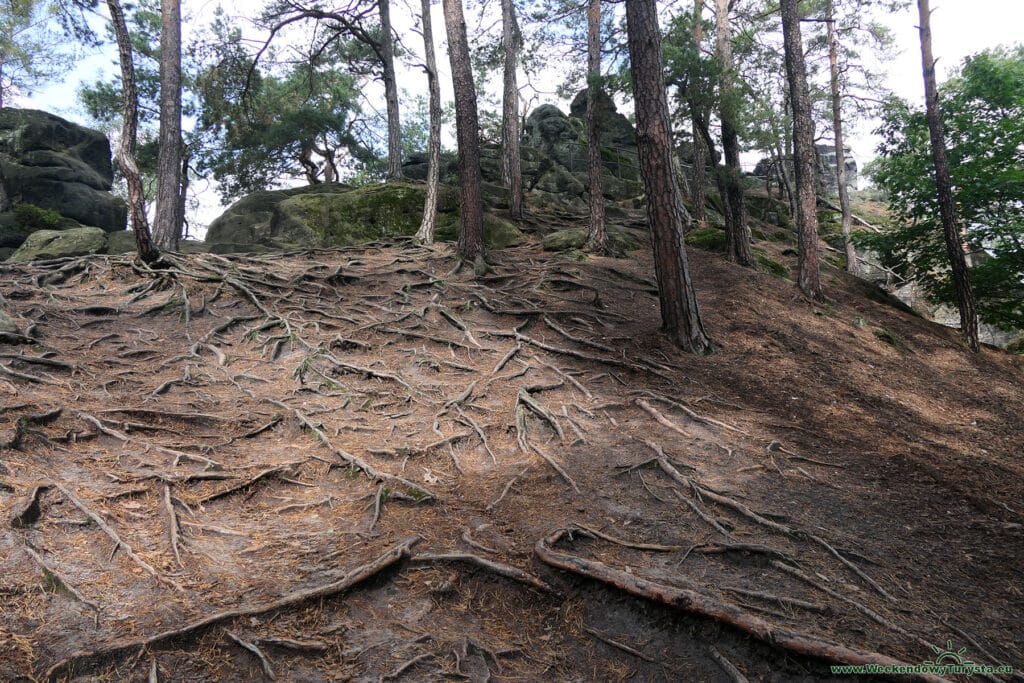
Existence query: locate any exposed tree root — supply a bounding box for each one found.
[43,537,421,681]
[535,530,946,683]
[410,552,556,594]
[51,481,183,593]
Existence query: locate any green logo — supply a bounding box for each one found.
[922,641,975,669]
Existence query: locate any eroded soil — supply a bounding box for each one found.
[0,234,1021,682]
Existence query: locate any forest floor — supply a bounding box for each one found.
[0,219,1022,682]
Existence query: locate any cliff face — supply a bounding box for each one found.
[0,108,127,254]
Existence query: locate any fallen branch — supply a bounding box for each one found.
[535,530,946,683]
[44,537,421,681]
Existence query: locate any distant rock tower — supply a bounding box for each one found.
[815,144,857,197]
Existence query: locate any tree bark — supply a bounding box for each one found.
[689,0,706,228]
[442,0,484,265]
[379,0,403,180]
[500,0,523,221]
[625,0,712,354]
[780,0,822,300]
[152,0,182,251]
[826,0,856,275]
[106,0,160,265]
[415,0,441,245]
[584,0,607,253]
[916,0,978,351]
[714,0,752,266]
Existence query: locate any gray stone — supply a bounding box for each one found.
[0,309,20,336]
[10,227,107,262]
[205,184,352,247]
[0,108,126,232]
[106,230,137,254]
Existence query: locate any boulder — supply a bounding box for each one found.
[0,108,127,233]
[541,224,645,253]
[206,182,523,251]
[9,227,107,262]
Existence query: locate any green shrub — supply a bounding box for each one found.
[13,203,63,232]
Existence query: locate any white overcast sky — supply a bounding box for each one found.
[11,0,1024,226]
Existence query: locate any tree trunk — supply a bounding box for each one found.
[916,0,978,351]
[500,0,523,221]
[379,0,403,180]
[689,0,706,227]
[714,0,752,266]
[106,0,160,265]
[415,0,442,245]
[625,0,712,354]
[584,0,607,253]
[442,0,484,265]
[780,0,822,300]
[152,0,182,251]
[827,0,856,275]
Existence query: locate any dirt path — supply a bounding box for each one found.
[1,239,1021,682]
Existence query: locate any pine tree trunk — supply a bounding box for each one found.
[714,0,752,266]
[153,0,182,251]
[689,0,706,227]
[442,0,484,264]
[827,0,856,274]
[626,0,712,354]
[380,0,403,180]
[106,0,160,265]
[780,0,823,300]
[916,0,978,351]
[500,0,523,221]
[584,0,607,253]
[415,0,442,245]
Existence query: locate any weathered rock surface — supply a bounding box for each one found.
[0,309,22,343]
[0,108,127,235]
[9,227,107,262]
[206,182,522,252]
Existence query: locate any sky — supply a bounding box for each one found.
[10,0,1024,230]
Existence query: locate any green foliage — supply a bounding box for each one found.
[192,14,381,201]
[13,203,62,231]
[865,45,1024,330]
[0,0,80,106]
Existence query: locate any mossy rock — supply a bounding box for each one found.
[10,227,107,262]
[685,227,726,252]
[436,212,525,249]
[271,182,458,247]
[753,249,789,279]
[541,224,643,254]
[746,194,792,229]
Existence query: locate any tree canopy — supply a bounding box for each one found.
[866,45,1024,330]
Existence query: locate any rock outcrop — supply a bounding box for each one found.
[0,109,127,245]
[205,182,523,253]
[9,227,108,262]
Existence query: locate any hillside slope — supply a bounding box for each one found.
[0,236,1021,681]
